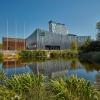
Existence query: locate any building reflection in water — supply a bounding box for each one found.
[3,60,32,76]
[1,59,100,84]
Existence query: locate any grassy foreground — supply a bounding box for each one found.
[0,72,99,100]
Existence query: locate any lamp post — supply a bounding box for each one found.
[24,23,26,50]
[6,20,8,51]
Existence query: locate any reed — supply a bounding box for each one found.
[48,76,100,100]
[0,72,99,100]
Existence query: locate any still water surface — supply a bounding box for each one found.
[0,59,100,85]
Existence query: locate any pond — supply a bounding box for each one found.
[0,58,100,85]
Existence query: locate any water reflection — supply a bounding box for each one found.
[0,59,100,84]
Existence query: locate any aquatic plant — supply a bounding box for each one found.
[0,85,21,100]
[0,72,99,100]
[0,71,8,86]
[6,73,44,94]
[48,76,100,100]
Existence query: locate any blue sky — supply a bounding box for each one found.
[0,0,100,42]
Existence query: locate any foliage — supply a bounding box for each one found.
[6,73,44,94]
[0,71,7,84]
[19,50,78,59]
[79,51,100,64]
[50,50,77,58]
[19,50,47,59]
[78,40,100,53]
[48,76,99,100]
[70,40,78,51]
[78,40,100,64]
[49,50,78,58]
[0,72,99,100]
[0,85,21,100]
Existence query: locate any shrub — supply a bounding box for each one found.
[19,50,78,59]
[79,41,100,53]
[79,52,100,64]
[19,50,47,58]
[50,50,78,58]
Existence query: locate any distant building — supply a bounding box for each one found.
[3,37,26,50]
[49,21,68,34]
[96,21,100,41]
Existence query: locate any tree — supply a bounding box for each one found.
[70,40,77,51]
[78,39,93,53]
[84,38,92,46]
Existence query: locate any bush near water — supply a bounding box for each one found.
[79,41,100,63]
[18,50,78,59]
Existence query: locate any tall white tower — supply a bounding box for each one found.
[49,21,68,34]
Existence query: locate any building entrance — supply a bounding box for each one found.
[45,45,60,50]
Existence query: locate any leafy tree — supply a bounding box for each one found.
[78,38,93,53]
[79,39,100,53]
[70,40,77,51]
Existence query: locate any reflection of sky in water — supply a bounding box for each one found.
[67,69,98,82]
[4,66,32,77]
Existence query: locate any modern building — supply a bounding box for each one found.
[26,21,77,50]
[3,37,26,50]
[26,28,70,50]
[2,21,91,50]
[96,21,100,41]
[26,21,90,50]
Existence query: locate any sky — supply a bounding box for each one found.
[0,0,100,42]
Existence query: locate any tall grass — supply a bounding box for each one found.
[0,72,99,100]
[48,76,99,100]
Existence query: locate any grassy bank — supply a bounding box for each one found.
[18,50,78,59]
[0,72,99,100]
